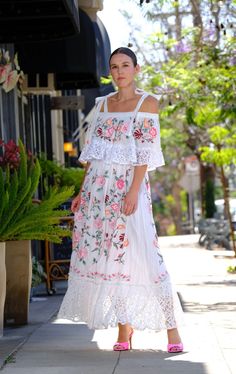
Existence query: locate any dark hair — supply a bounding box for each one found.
[109,47,138,67]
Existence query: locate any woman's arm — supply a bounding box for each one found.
[122,164,147,216]
[71,162,91,213]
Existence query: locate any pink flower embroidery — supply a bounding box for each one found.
[116,178,125,190]
[123,238,129,247]
[111,203,120,211]
[106,239,112,249]
[109,220,116,230]
[106,118,113,126]
[73,232,81,245]
[121,123,129,133]
[149,127,157,138]
[96,176,106,186]
[94,217,103,229]
[77,248,88,259]
[117,224,125,230]
[106,127,114,137]
[105,208,111,217]
[80,197,86,206]
[75,211,83,221]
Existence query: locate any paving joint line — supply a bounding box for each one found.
[0,307,60,371]
[111,351,121,374]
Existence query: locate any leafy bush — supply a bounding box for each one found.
[0,140,74,243]
[39,157,84,195]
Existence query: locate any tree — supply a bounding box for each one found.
[200,126,236,254]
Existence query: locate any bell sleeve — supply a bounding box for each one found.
[78,97,104,163]
[132,114,165,171]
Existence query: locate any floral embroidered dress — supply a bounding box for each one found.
[58,90,183,330]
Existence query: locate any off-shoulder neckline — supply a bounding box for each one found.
[98,111,159,116]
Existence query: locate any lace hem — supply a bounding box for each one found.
[57,277,183,331]
[79,138,165,171]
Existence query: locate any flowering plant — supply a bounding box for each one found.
[0,49,24,93]
[0,139,32,170]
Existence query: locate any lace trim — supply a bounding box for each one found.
[57,277,184,331]
[79,138,165,171]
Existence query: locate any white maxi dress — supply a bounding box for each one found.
[58,91,183,331]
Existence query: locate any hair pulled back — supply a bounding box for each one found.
[109,47,138,67]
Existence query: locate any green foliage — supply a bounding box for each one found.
[200,125,236,166]
[0,140,74,243]
[39,157,84,195]
[32,256,47,287]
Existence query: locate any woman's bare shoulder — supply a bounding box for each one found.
[140,94,159,114]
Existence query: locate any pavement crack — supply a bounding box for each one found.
[112,352,121,374]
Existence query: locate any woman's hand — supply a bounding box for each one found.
[71,192,82,213]
[122,189,138,216]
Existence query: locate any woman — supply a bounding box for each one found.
[58,47,183,353]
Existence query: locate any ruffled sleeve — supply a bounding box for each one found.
[78,97,104,163]
[132,114,165,171]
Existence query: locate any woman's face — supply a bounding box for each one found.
[109,53,140,88]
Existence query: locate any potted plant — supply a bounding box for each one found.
[0,139,74,328]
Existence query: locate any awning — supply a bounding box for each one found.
[0,0,80,43]
[15,9,111,89]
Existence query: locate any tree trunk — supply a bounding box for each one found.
[171,182,183,234]
[219,165,236,256]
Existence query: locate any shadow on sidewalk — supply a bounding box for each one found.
[101,350,208,374]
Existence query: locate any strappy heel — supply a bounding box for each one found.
[113,328,134,351]
[167,342,183,353]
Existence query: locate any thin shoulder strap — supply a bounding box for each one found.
[104,96,108,112]
[104,91,117,112]
[131,92,149,123]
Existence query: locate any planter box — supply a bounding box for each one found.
[0,242,6,337]
[4,240,32,325]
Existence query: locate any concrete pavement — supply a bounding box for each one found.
[1,234,235,374]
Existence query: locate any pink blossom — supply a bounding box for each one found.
[2,69,19,93]
[116,178,125,190]
[96,176,106,186]
[77,248,88,259]
[111,203,120,211]
[0,64,11,84]
[149,127,157,138]
[94,217,103,229]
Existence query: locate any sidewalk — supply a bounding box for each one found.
[0,235,235,374]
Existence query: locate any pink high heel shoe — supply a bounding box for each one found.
[167,342,183,353]
[113,328,134,351]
